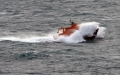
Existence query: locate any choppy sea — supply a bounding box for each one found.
[0,0,120,75]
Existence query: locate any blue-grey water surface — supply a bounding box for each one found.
[0,0,120,75]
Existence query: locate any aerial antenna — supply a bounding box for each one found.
[70,18,74,25]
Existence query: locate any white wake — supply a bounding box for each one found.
[0,22,106,43]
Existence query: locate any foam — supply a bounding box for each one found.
[96,27,106,38]
[55,22,106,43]
[0,22,106,43]
[0,36,54,43]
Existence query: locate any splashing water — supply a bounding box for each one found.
[0,22,106,43]
[54,22,106,43]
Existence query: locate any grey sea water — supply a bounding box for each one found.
[0,0,120,75]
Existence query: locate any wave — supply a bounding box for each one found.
[54,22,106,43]
[0,22,106,43]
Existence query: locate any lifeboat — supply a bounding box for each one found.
[54,20,99,40]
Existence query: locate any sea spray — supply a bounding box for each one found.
[0,22,106,43]
[55,22,106,43]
